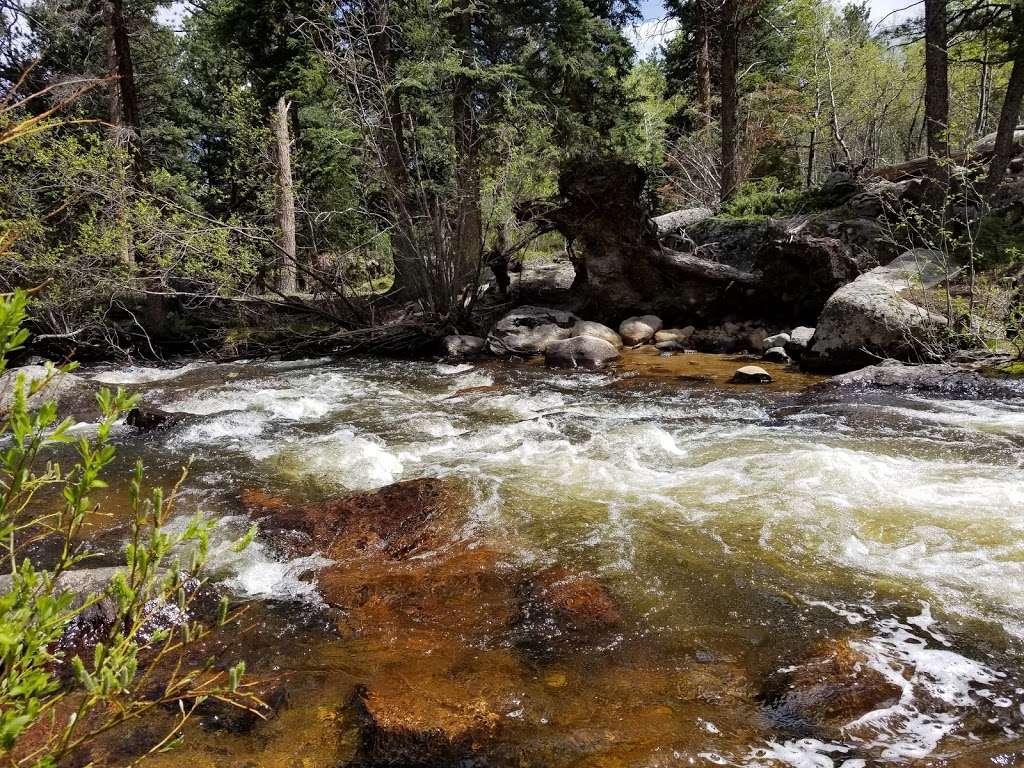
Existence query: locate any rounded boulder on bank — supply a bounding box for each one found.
[544,336,621,370]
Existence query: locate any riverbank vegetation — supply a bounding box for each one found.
[0,0,1022,359]
[0,289,261,767]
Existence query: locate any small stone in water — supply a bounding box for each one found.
[730,366,773,384]
[544,671,568,688]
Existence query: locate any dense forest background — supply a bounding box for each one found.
[1,0,1021,354]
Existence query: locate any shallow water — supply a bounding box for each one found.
[73,353,1024,766]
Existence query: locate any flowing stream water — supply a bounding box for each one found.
[68,353,1024,767]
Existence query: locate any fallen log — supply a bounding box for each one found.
[650,247,760,286]
[652,207,713,237]
[868,155,954,182]
[869,129,1024,182]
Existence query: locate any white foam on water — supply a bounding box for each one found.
[435,363,475,375]
[442,370,495,396]
[745,600,1016,766]
[255,356,333,370]
[887,398,1024,436]
[162,514,332,604]
[287,426,403,489]
[222,545,333,602]
[150,358,1024,644]
[906,602,949,646]
[175,411,269,444]
[106,356,1024,762]
[90,362,211,384]
[471,390,567,418]
[747,739,858,768]
[162,365,397,420]
[170,386,332,420]
[408,415,464,438]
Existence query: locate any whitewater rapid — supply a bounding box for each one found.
[85,356,1024,766]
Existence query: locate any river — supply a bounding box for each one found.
[72,352,1024,767]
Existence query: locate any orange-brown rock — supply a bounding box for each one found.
[321,543,519,643]
[240,488,291,516]
[525,566,623,635]
[760,637,902,734]
[251,478,464,560]
[346,647,522,767]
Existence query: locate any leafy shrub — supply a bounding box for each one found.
[0,290,255,766]
[719,177,826,219]
[973,206,1024,271]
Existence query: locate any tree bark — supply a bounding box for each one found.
[106,0,139,138]
[695,0,713,125]
[364,0,421,303]
[105,0,138,267]
[272,96,298,295]
[651,248,758,285]
[985,47,1024,193]
[825,45,852,164]
[719,0,739,202]
[975,45,991,138]
[449,0,482,309]
[924,0,949,158]
[807,55,821,188]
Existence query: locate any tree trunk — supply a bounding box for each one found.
[807,55,821,188]
[924,0,949,158]
[105,0,138,267]
[986,47,1024,193]
[975,45,991,138]
[449,0,482,310]
[719,0,739,202]
[106,0,139,138]
[825,45,852,164]
[695,0,713,125]
[272,96,298,295]
[364,0,421,303]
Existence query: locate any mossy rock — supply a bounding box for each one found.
[986,360,1024,378]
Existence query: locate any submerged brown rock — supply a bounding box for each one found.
[347,649,518,768]
[248,477,463,560]
[760,637,902,736]
[525,566,623,636]
[125,406,186,432]
[240,478,782,767]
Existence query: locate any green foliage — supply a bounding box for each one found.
[0,290,255,766]
[614,60,686,174]
[1005,304,1024,361]
[0,119,262,331]
[718,177,825,218]
[974,208,1024,271]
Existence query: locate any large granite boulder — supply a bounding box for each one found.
[487,306,579,357]
[618,315,663,346]
[803,249,953,371]
[544,336,621,370]
[440,334,487,360]
[572,320,622,348]
[785,326,815,360]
